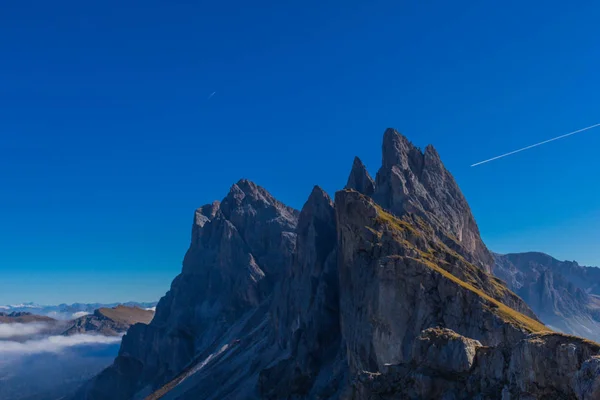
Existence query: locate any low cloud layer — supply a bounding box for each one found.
[0,323,48,339]
[0,334,122,355]
[71,311,91,319]
[0,335,121,400]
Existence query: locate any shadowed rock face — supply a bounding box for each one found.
[261,186,346,399]
[74,129,600,400]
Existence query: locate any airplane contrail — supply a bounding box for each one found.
[207,91,216,100]
[471,122,600,167]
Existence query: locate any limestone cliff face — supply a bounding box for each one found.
[75,129,600,400]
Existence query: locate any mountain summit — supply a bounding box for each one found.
[374,128,493,272]
[74,129,600,400]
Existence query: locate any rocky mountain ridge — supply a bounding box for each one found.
[73,128,600,400]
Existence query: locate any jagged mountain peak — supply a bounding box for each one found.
[220,178,299,228]
[345,156,375,196]
[308,184,331,201]
[299,186,333,217]
[381,128,443,175]
[227,178,278,201]
[374,127,494,272]
[381,127,424,171]
[185,178,298,278]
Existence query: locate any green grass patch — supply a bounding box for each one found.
[370,201,539,331]
[374,205,421,237]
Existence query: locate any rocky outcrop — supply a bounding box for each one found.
[356,330,600,400]
[494,252,600,342]
[74,128,600,400]
[411,328,482,374]
[62,306,154,336]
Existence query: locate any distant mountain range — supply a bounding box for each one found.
[494,252,600,342]
[0,302,157,320]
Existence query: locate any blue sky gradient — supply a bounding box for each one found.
[1,1,599,304]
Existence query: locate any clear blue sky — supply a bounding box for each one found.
[1,1,599,305]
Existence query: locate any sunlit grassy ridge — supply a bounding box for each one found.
[373,204,548,334]
[97,305,154,325]
[375,208,421,237]
[375,204,521,303]
[409,256,548,333]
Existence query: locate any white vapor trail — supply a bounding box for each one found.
[207,91,216,100]
[471,122,600,167]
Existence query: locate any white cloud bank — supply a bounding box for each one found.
[0,323,48,339]
[71,311,91,319]
[144,307,156,312]
[0,334,122,355]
